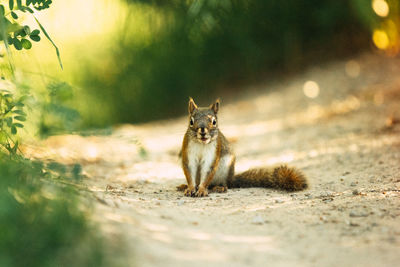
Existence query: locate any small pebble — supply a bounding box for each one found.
[178,199,185,206]
[349,211,368,217]
[352,189,359,195]
[251,215,264,225]
[320,192,333,198]
[275,199,284,203]
[345,219,359,226]
[350,182,357,187]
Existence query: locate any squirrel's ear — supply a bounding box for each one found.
[188,97,198,114]
[210,98,220,114]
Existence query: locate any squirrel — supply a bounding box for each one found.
[178,97,308,197]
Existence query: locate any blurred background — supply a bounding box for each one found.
[8,0,400,130]
[1,1,399,266]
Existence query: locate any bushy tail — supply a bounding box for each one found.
[228,165,308,191]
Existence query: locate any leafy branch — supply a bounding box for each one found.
[0,0,62,69]
[0,88,27,155]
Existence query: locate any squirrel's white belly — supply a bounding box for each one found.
[187,140,216,186]
[212,154,234,186]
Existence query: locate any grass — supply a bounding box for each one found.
[0,154,108,267]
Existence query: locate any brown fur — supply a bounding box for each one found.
[180,98,309,197]
[210,185,227,193]
[176,184,188,191]
[177,184,228,193]
[228,165,308,191]
[181,133,196,196]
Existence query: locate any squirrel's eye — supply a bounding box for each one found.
[212,118,217,126]
[190,117,194,126]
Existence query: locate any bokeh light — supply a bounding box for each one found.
[303,81,320,99]
[373,92,384,106]
[372,0,389,17]
[373,30,390,49]
[345,60,360,78]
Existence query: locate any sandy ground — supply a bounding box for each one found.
[25,52,400,267]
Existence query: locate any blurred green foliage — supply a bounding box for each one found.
[38,81,81,137]
[0,88,27,154]
[0,154,106,267]
[0,0,62,69]
[0,3,112,265]
[77,0,369,126]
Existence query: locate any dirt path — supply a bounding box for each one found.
[26,53,400,267]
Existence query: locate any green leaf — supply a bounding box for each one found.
[13,110,26,116]
[9,0,14,10]
[6,117,12,127]
[34,16,63,69]
[18,95,29,102]
[30,29,40,36]
[17,29,27,37]
[14,115,26,121]
[13,38,22,50]
[13,123,24,128]
[11,125,17,134]
[24,6,34,13]
[29,34,40,42]
[0,5,5,16]
[21,38,31,49]
[23,25,30,35]
[11,11,18,20]
[26,0,32,5]
[16,0,22,9]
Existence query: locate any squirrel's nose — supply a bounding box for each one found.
[199,127,208,135]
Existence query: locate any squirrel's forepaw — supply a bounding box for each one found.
[195,186,208,197]
[184,186,196,197]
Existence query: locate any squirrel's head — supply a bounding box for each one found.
[187,97,220,144]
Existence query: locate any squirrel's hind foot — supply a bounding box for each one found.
[176,184,188,191]
[210,185,227,193]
